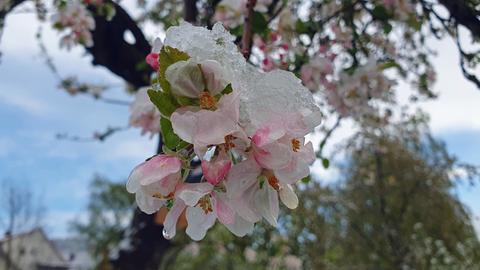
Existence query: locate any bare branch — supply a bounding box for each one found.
[241,0,257,59]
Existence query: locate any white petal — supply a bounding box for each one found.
[136,191,164,215]
[177,183,214,206]
[163,199,186,239]
[166,60,204,98]
[199,59,230,95]
[186,207,217,241]
[279,184,298,209]
[224,213,255,237]
[225,158,261,199]
[152,37,163,53]
[254,184,279,227]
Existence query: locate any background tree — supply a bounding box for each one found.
[0,180,45,270]
[161,115,480,270]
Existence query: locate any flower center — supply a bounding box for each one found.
[291,139,301,152]
[224,135,236,151]
[267,175,280,191]
[197,195,213,214]
[199,91,217,110]
[152,192,174,200]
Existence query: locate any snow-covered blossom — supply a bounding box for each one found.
[129,88,161,137]
[214,0,272,28]
[52,0,95,49]
[126,154,183,214]
[126,23,322,241]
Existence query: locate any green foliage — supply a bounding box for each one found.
[251,12,268,36]
[147,89,178,117]
[160,116,187,150]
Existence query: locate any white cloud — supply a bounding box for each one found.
[0,88,51,116]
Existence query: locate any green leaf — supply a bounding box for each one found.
[380,60,399,70]
[372,5,390,21]
[176,96,197,106]
[159,46,190,93]
[230,25,244,37]
[295,19,308,34]
[103,3,116,21]
[252,12,268,35]
[301,176,311,183]
[322,158,330,169]
[383,22,393,34]
[221,84,233,95]
[160,117,181,150]
[147,89,177,117]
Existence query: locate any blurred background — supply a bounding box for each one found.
[0,0,479,269]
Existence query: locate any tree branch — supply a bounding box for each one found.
[86,1,151,88]
[241,0,257,59]
[184,0,198,24]
[438,0,480,39]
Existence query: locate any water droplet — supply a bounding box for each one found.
[162,228,173,240]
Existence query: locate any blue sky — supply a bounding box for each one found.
[0,6,479,237]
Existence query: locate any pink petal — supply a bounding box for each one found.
[212,192,235,225]
[176,182,214,207]
[225,157,262,198]
[253,141,292,170]
[171,108,198,143]
[201,156,232,186]
[145,53,159,71]
[127,155,182,192]
[274,155,310,185]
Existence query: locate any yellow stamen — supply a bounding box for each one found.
[291,139,301,152]
[267,175,280,191]
[199,91,217,110]
[152,192,174,200]
[224,135,236,151]
[197,195,213,214]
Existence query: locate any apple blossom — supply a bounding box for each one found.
[129,88,161,137]
[126,154,183,214]
[52,0,95,49]
[214,0,272,28]
[127,23,322,241]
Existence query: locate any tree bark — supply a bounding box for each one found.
[438,0,480,39]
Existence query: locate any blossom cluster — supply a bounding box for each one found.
[129,88,161,137]
[58,77,106,98]
[254,32,290,72]
[214,0,272,28]
[51,0,95,49]
[126,23,321,241]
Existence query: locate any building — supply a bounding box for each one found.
[0,228,69,270]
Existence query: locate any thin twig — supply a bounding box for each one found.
[241,0,257,59]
